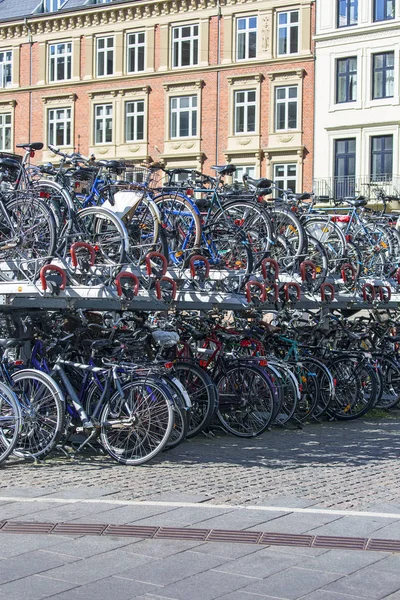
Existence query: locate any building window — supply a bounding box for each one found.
[374,0,395,21]
[275,86,298,131]
[334,138,356,198]
[234,166,256,183]
[172,24,198,68]
[0,113,11,151]
[48,108,71,147]
[44,0,66,11]
[125,100,144,142]
[337,0,358,27]
[127,32,145,73]
[237,16,257,61]
[0,51,12,89]
[97,37,114,77]
[372,52,394,99]
[94,104,113,144]
[277,11,299,56]
[234,90,256,134]
[371,135,393,180]
[274,164,297,194]
[170,95,197,138]
[336,57,357,103]
[49,43,72,82]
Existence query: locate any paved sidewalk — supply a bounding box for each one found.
[0,417,400,599]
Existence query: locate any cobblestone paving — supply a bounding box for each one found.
[1,418,400,509]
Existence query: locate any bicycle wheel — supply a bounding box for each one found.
[154,192,202,265]
[75,206,129,265]
[270,207,306,269]
[0,194,56,281]
[215,363,275,437]
[162,375,190,450]
[212,200,274,271]
[289,358,320,422]
[303,216,346,275]
[0,382,21,465]
[11,369,65,459]
[32,180,74,240]
[100,378,174,465]
[268,360,300,426]
[327,355,377,420]
[173,361,217,438]
[375,356,400,410]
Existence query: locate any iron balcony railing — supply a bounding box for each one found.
[312,175,400,203]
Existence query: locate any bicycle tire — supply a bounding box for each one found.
[173,360,217,438]
[215,363,275,437]
[0,381,21,465]
[100,378,174,465]
[327,355,378,420]
[77,206,129,265]
[11,369,65,459]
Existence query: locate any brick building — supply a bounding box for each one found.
[0,0,315,191]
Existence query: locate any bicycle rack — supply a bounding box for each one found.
[245,281,266,304]
[378,285,391,303]
[264,283,280,303]
[362,283,376,302]
[189,255,211,280]
[145,252,168,278]
[282,282,301,303]
[341,263,357,283]
[300,260,317,282]
[261,258,279,283]
[115,272,140,299]
[320,282,335,303]
[40,265,67,295]
[70,242,96,269]
[155,277,177,303]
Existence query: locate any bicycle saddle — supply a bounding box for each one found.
[246,176,272,189]
[97,160,124,170]
[343,196,368,208]
[0,338,24,348]
[16,142,44,151]
[211,164,237,176]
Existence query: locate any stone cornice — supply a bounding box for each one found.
[0,0,264,41]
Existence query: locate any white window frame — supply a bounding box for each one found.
[275,85,298,131]
[49,42,72,83]
[236,16,258,62]
[277,10,299,56]
[0,112,12,151]
[94,104,113,145]
[48,107,72,147]
[0,51,12,89]
[170,95,198,139]
[172,24,199,69]
[234,89,257,135]
[273,163,298,194]
[126,32,146,74]
[45,0,66,11]
[234,165,256,183]
[96,36,115,78]
[125,100,145,142]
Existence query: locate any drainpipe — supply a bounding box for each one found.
[24,17,33,144]
[215,0,222,166]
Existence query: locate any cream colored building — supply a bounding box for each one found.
[313,0,400,200]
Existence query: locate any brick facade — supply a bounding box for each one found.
[0,0,315,192]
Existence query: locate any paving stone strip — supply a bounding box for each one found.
[0,519,399,554]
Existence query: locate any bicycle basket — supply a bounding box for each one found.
[0,152,22,184]
[70,166,97,195]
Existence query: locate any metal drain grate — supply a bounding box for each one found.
[0,519,399,553]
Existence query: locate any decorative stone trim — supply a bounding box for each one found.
[163,80,204,92]
[0,0,260,41]
[268,69,305,81]
[0,99,16,107]
[42,93,77,104]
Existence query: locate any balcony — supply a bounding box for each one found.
[312,175,400,204]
